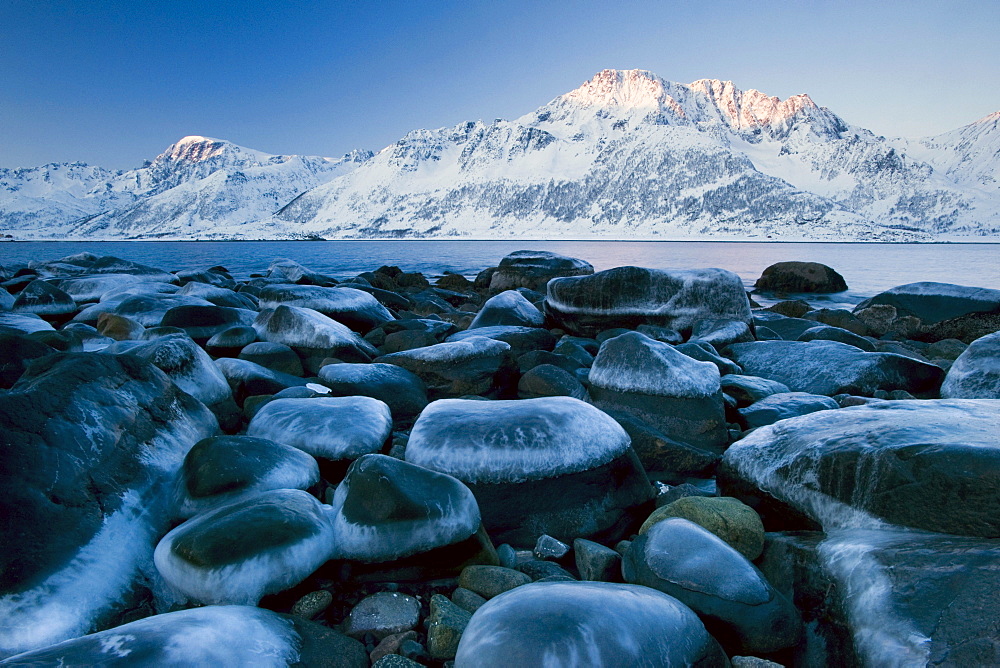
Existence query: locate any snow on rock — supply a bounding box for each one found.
[329,454,481,562]
[406,397,630,484]
[257,284,394,333]
[246,396,392,462]
[590,331,720,398]
[154,489,336,605]
[253,305,378,372]
[469,290,545,329]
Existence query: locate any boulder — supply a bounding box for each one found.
[110,294,216,327]
[253,305,378,373]
[376,336,515,399]
[447,325,556,359]
[51,274,156,303]
[205,325,257,357]
[726,340,944,397]
[797,325,876,352]
[739,392,840,429]
[154,490,335,605]
[406,397,654,546]
[0,331,54,389]
[329,454,482,563]
[239,341,305,377]
[177,281,256,309]
[258,284,395,334]
[161,304,257,343]
[469,290,545,329]
[318,362,428,422]
[940,331,1000,399]
[855,282,1000,325]
[488,250,594,293]
[719,399,1000,537]
[640,496,766,561]
[589,332,728,452]
[603,409,719,481]
[177,435,319,518]
[455,581,728,667]
[214,357,310,405]
[754,261,847,293]
[752,311,823,340]
[11,279,76,322]
[345,591,421,640]
[517,364,589,401]
[721,375,792,407]
[545,266,752,337]
[0,353,218,656]
[624,518,801,654]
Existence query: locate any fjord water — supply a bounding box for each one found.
[4,241,998,304]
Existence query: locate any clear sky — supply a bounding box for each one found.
[2,0,997,169]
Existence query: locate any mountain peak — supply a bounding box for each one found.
[563,69,668,110]
[162,136,229,162]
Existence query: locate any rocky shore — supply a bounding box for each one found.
[1,251,998,666]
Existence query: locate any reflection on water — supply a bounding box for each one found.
[4,240,998,303]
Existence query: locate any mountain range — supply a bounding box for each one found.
[2,69,998,241]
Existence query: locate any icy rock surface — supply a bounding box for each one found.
[52,274,161,303]
[726,340,945,396]
[0,605,318,666]
[11,280,76,318]
[940,331,1000,398]
[720,399,1000,537]
[258,284,394,333]
[330,454,481,562]
[454,581,727,667]
[855,282,1000,324]
[106,294,215,327]
[406,397,631,484]
[177,435,320,518]
[624,517,801,655]
[489,250,595,293]
[214,357,309,400]
[545,266,752,336]
[590,331,720,398]
[0,312,55,334]
[738,391,840,429]
[154,489,335,605]
[253,305,377,365]
[375,336,513,398]
[317,362,428,421]
[0,353,218,656]
[469,290,545,329]
[247,396,392,461]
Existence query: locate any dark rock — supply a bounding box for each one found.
[855,282,1000,326]
[427,593,472,660]
[545,266,751,337]
[640,496,765,561]
[447,325,556,359]
[516,349,583,375]
[205,325,257,357]
[161,304,257,344]
[533,534,570,560]
[459,566,532,599]
[752,311,823,340]
[11,279,76,323]
[376,337,515,399]
[767,299,812,318]
[489,250,594,293]
[318,362,428,422]
[754,261,847,293]
[798,324,876,351]
[214,357,310,405]
[0,331,54,389]
[941,331,1000,398]
[517,363,588,400]
[802,308,869,336]
[381,329,438,354]
[635,324,684,344]
[239,341,305,377]
[675,341,743,375]
[258,284,395,334]
[96,312,145,341]
[603,409,719,481]
[345,591,421,640]
[573,538,622,582]
[721,374,791,407]
[739,392,839,429]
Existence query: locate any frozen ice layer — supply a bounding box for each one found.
[406,397,630,484]
[590,331,720,398]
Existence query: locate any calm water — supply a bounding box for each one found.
[3,240,998,307]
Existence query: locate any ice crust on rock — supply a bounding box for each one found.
[253,305,377,359]
[1,606,303,665]
[257,285,394,332]
[406,397,631,484]
[0,312,55,334]
[469,290,546,329]
[590,331,721,398]
[454,581,726,667]
[941,331,1000,398]
[154,489,336,605]
[381,336,510,364]
[247,396,393,460]
[330,454,481,562]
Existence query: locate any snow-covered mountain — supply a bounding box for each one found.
[2,70,998,240]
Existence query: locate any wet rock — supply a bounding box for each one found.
[318,362,428,422]
[427,594,472,660]
[11,279,76,323]
[624,518,801,654]
[603,409,719,480]
[489,250,594,293]
[720,399,1000,537]
[726,340,945,397]
[516,349,584,374]
[589,332,728,452]
[407,397,653,546]
[767,299,812,318]
[177,435,319,518]
[254,305,378,373]
[752,311,823,340]
[517,363,589,400]
[381,329,438,353]
[458,566,532,599]
[0,352,218,655]
[329,454,482,563]
[154,489,336,605]
[205,325,258,357]
[161,304,257,343]
[0,331,54,388]
[803,308,869,336]
[376,336,514,399]
[258,284,395,334]
[455,581,728,667]
[754,261,847,293]
[640,496,765,561]
[941,331,1000,398]
[546,265,752,337]
[573,538,622,582]
[469,290,545,328]
[345,591,421,640]
[214,356,309,404]
[239,341,305,377]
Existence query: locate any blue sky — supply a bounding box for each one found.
[2,0,997,169]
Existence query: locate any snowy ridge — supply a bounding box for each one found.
[2,69,998,240]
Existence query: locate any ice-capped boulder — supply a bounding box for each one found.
[0,605,367,666]
[77,294,213,328]
[214,357,310,405]
[330,454,482,562]
[589,332,728,452]
[317,362,428,422]
[11,280,76,323]
[0,312,55,334]
[258,284,394,334]
[454,581,728,667]
[267,258,335,285]
[175,267,236,289]
[719,399,1000,538]
[253,305,378,373]
[0,353,218,656]
[406,397,653,545]
[51,274,154,303]
[941,331,1000,398]
[488,250,595,293]
[624,517,801,654]
[754,261,848,293]
[177,281,257,309]
[446,326,556,359]
[154,489,335,605]
[726,340,945,397]
[469,290,545,329]
[545,266,751,337]
[247,396,392,467]
[177,435,319,518]
[376,336,515,399]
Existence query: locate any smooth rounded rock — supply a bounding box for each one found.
[239,341,305,377]
[345,591,421,640]
[489,250,594,293]
[376,336,514,399]
[258,284,395,334]
[941,331,1000,398]
[640,496,766,561]
[754,261,848,293]
[455,581,728,667]
[738,392,839,429]
[469,290,545,329]
[253,305,378,373]
[318,362,428,422]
